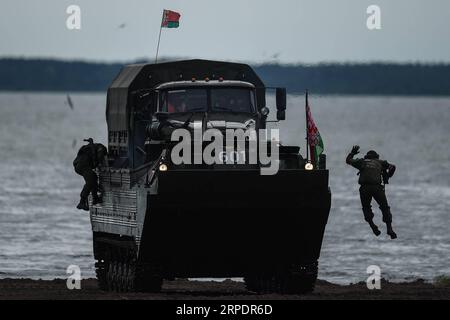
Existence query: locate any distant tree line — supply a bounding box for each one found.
[255,63,450,95]
[0,59,121,92]
[1,58,450,95]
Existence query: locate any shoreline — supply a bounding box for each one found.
[0,278,448,300]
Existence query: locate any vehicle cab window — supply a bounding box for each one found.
[211,88,255,113]
[160,89,207,113]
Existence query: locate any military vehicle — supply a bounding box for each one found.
[90,59,331,294]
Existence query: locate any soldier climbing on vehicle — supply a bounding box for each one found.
[73,138,108,211]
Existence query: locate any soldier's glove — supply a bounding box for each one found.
[351,145,360,155]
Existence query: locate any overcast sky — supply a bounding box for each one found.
[1,0,449,64]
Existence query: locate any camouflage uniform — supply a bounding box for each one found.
[73,142,107,210]
[346,147,397,239]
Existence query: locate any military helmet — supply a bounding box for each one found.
[95,144,108,157]
[365,150,379,159]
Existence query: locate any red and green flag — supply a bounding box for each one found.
[161,9,181,28]
[306,92,324,168]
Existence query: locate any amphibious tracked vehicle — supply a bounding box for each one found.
[90,59,331,293]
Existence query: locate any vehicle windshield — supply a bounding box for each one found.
[160,89,207,113]
[211,88,255,113]
[160,87,255,114]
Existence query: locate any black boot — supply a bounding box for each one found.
[92,194,103,205]
[386,223,397,239]
[368,221,381,236]
[76,198,89,211]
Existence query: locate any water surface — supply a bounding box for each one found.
[0,92,449,284]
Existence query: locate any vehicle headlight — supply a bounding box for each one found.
[159,164,168,172]
[305,162,314,171]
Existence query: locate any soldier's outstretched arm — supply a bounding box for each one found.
[346,145,360,165]
[345,152,354,165]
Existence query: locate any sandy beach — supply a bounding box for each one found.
[0,278,448,300]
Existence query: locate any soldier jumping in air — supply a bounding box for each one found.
[346,145,397,239]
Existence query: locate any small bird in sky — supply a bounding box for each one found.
[118,23,126,29]
[66,94,74,110]
[271,52,281,60]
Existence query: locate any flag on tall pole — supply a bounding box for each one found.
[155,9,181,64]
[305,91,324,168]
[161,10,181,28]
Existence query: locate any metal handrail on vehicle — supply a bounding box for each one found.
[145,149,168,187]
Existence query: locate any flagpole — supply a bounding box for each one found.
[155,11,165,64]
[305,89,310,162]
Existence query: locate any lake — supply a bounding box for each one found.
[0,92,449,284]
